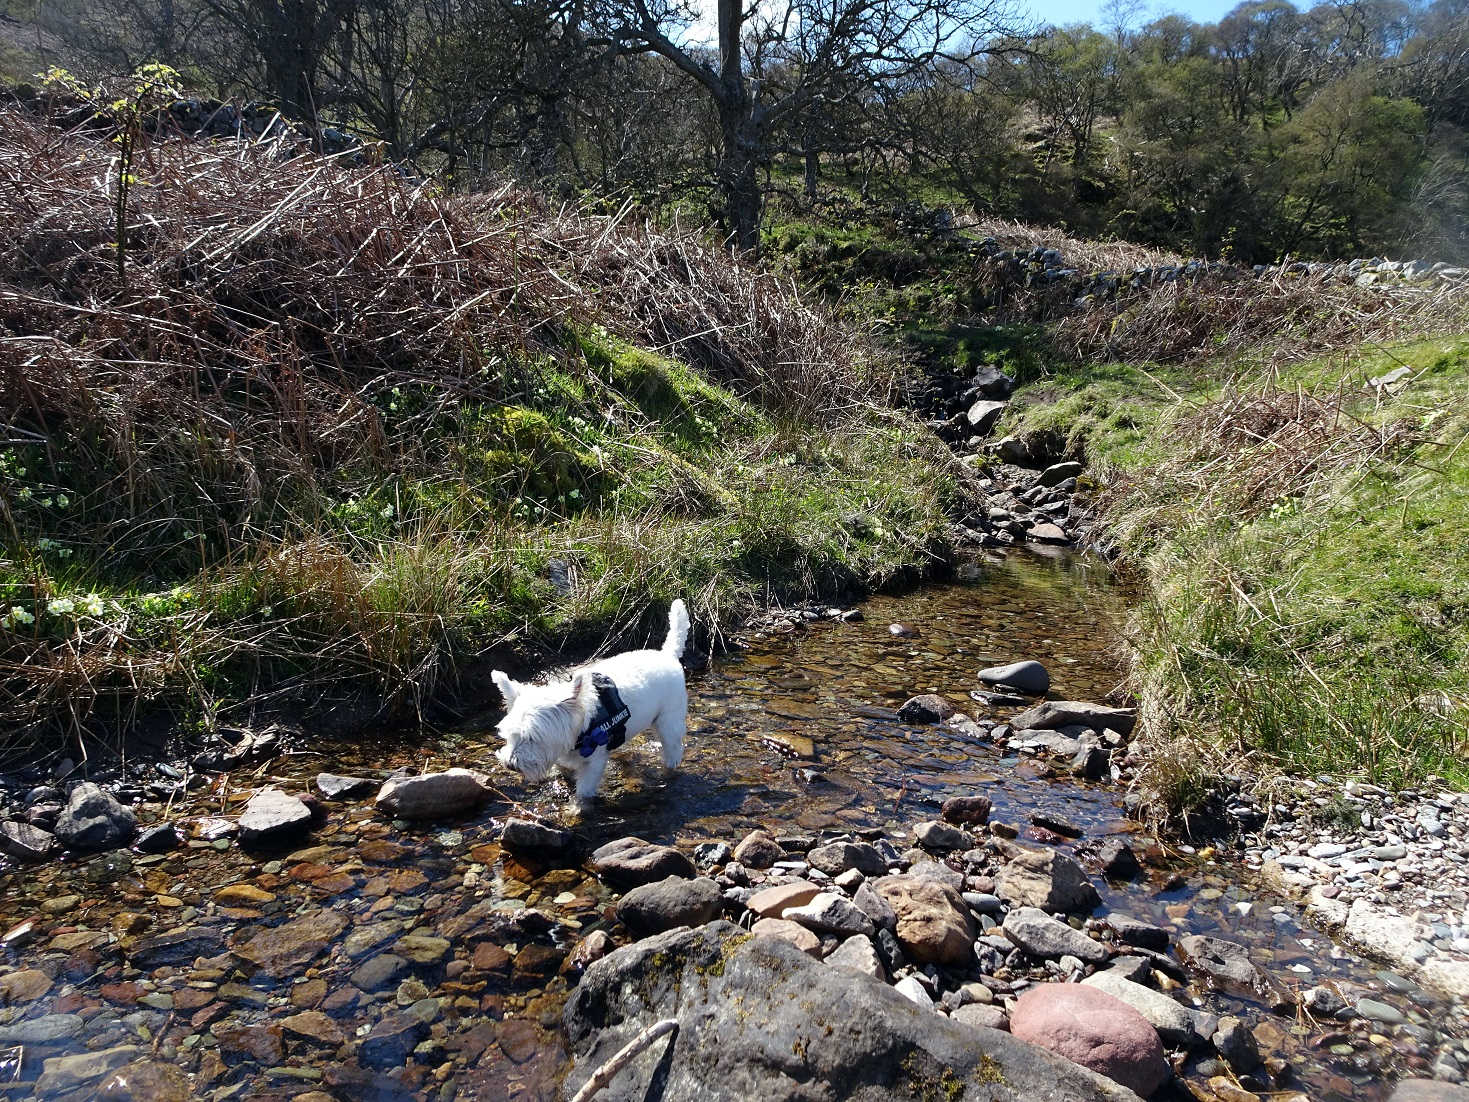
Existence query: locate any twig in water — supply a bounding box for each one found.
[569,1018,679,1102]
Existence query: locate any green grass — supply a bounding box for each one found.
[1008,337,1469,808]
[0,328,962,750]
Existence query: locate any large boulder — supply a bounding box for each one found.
[53,784,135,851]
[995,847,1101,914]
[591,837,695,889]
[1010,983,1168,1097]
[0,820,55,861]
[872,875,975,966]
[564,922,1142,1101]
[1009,701,1136,737]
[374,769,493,820]
[615,876,722,936]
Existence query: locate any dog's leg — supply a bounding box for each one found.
[572,751,610,804]
[652,701,687,770]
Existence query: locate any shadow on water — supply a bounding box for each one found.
[0,550,1452,1099]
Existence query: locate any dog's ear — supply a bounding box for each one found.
[561,672,596,713]
[491,670,519,707]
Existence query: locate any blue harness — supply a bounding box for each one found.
[576,673,631,758]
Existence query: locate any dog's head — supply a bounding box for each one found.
[491,670,597,783]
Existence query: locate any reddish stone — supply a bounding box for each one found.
[173,988,215,1011]
[388,869,428,893]
[99,981,145,1005]
[472,942,512,975]
[356,841,406,863]
[287,862,333,882]
[216,1023,285,1064]
[311,873,358,895]
[1010,983,1167,1097]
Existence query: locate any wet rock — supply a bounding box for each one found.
[215,882,276,906]
[97,1060,191,1102]
[751,917,821,957]
[785,892,875,938]
[0,1012,84,1043]
[315,772,375,799]
[825,933,885,979]
[233,910,348,976]
[399,933,451,965]
[571,930,614,971]
[281,1009,348,1046]
[353,953,410,992]
[592,836,696,888]
[732,829,784,869]
[0,820,54,861]
[1105,915,1170,952]
[374,768,493,820]
[217,1022,284,1063]
[565,921,1142,1101]
[1028,522,1070,545]
[1178,934,1265,992]
[36,1046,142,1094]
[852,881,898,931]
[1004,906,1108,963]
[898,694,957,723]
[941,795,993,826]
[1212,1015,1260,1070]
[872,874,976,965]
[616,876,722,935]
[237,787,312,846]
[1010,701,1136,737]
[995,846,1101,914]
[134,822,180,853]
[0,967,51,1003]
[1097,839,1141,880]
[1356,997,1407,1025]
[808,840,886,876]
[501,817,576,856]
[747,880,823,918]
[978,660,1050,694]
[54,782,136,850]
[360,1011,430,1070]
[1303,985,1349,1018]
[1031,812,1082,838]
[1082,970,1217,1047]
[1010,983,1167,1097]
[129,926,227,968]
[914,820,968,850]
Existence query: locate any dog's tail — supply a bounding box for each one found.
[662,598,690,659]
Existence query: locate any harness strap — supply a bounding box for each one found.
[576,673,631,758]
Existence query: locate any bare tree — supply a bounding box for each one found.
[594,0,1023,250]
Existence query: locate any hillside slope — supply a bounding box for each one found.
[0,108,969,753]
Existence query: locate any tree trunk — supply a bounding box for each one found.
[804,143,820,201]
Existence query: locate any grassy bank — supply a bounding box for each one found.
[1005,339,1469,809]
[0,109,969,755]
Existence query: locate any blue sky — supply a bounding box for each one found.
[1026,0,1245,28]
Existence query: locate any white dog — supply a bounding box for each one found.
[492,599,690,805]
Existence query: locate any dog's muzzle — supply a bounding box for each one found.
[497,744,546,782]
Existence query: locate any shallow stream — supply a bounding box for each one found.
[0,551,1458,1099]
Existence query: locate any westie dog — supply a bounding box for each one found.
[492,599,690,805]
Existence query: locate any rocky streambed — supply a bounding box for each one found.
[0,553,1466,1101]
